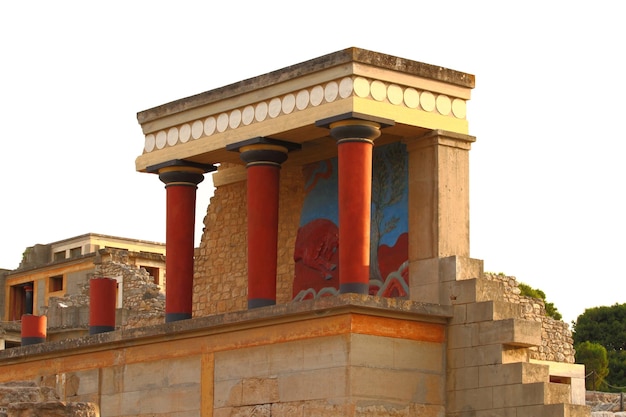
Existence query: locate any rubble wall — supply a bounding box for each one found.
[484,272,576,363]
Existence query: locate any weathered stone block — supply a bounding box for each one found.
[492,382,569,408]
[478,362,549,387]
[466,301,521,323]
[447,366,478,391]
[478,318,541,347]
[278,367,348,403]
[350,334,443,373]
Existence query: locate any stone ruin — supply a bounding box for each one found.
[42,247,165,337]
[0,381,97,417]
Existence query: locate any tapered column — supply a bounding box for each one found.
[148,160,215,322]
[21,314,46,346]
[227,138,299,309]
[89,277,117,334]
[317,114,392,294]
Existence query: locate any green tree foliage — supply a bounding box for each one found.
[573,303,626,391]
[518,282,562,320]
[575,341,609,390]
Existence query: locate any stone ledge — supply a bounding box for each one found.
[0,294,452,363]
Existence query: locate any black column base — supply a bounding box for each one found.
[248,298,276,309]
[339,283,369,294]
[166,312,192,322]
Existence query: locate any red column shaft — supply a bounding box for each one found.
[89,277,117,334]
[337,140,374,293]
[247,164,280,307]
[21,314,47,346]
[165,184,197,321]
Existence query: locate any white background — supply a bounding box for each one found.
[1,1,624,326]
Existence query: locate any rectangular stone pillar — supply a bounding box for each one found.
[405,130,476,304]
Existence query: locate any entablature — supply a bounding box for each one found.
[135,47,475,172]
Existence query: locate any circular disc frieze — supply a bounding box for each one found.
[452,99,466,119]
[179,124,191,143]
[155,131,167,149]
[325,81,339,102]
[242,105,255,125]
[310,85,324,106]
[420,91,436,112]
[436,95,451,115]
[387,84,403,105]
[282,94,296,114]
[145,134,155,152]
[404,88,419,108]
[255,102,268,122]
[204,117,216,136]
[191,120,203,139]
[296,90,309,110]
[370,80,386,102]
[353,77,370,98]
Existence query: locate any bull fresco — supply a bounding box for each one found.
[293,142,408,300]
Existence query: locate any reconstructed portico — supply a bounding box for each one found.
[0,48,589,417]
[136,47,476,311]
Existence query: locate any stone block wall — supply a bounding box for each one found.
[1,297,448,417]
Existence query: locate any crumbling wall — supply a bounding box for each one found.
[483,272,576,363]
[43,248,165,333]
[95,249,165,330]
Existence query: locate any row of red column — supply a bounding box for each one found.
[20,115,390,345]
[147,115,389,322]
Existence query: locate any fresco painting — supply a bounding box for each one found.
[293,142,408,300]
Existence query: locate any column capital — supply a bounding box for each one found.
[147,159,216,186]
[227,137,300,168]
[316,112,394,145]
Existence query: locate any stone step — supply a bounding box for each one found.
[478,317,542,348]
[448,317,541,352]
[487,382,572,411]
[464,300,522,323]
[479,361,551,386]
[447,278,508,305]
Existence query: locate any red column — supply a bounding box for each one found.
[21,314,47,346]
[89,277,117,334]
[240,144,288,308]
[149,160,215,322]
[328,119,383,294]
[227,138,299,309]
